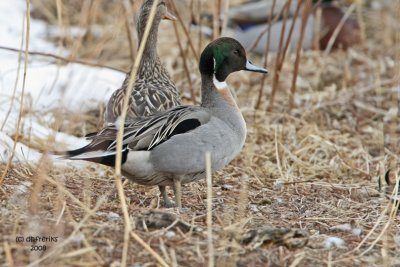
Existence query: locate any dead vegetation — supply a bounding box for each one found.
[1,0,400,266]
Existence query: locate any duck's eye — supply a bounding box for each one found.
[233,50,240,55]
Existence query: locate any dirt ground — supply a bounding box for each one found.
[1,0,399,266]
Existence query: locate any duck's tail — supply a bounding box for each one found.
[52,140,128,167]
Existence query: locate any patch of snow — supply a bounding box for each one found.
[249,204,259,212]
[331,223,363,237]
[324,236,346,249]
[0,132,42,162]
[331,223,352,232]
[164,230,176,239]
[96,211,120,221]
[97,170,106,177]
[70,232,85,243]
[15,181,32,194]
[351,228,363,237]
[0,0,125,164]
[273,179,284,190]
[0,59,123,112]
[106,212,120,221]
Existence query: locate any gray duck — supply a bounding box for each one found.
[64,38,268,208]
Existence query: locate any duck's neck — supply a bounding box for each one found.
[201,74,239,110]
[137,17,161,70]
[201,74,247,140]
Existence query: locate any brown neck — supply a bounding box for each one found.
[200,74,239,110]
[137,15,161,64]
[217,87,239,109]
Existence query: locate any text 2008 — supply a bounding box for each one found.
[31,245,47,251]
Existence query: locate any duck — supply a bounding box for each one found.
[195,0,360,53]
[380,169,400,209]
[63,37,268,208]
[104,0,181,124]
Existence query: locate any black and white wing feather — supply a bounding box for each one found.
[67,106,210,164]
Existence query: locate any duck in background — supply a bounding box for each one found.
[104,0,180,124]
[101,0,183,208]
[195,0,361,53]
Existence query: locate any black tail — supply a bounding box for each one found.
[52,142,129,167]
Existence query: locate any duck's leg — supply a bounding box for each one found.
[173,178,182,209]
[158,185,175,208]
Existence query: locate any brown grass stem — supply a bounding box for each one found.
[170,0,199,63]
[130,231,170,267]
[313,5,321,50]
[288,0,312,111]
[256,0,302,110]
[68,1,92,60]
[114,1,158,266]
[123,0,137,62]
[356,1,366,44]
[323,3,356,55]
[220,0,230,36]
[274,125,285,180]
[44,175,93,214]
[3,241,14,267]
[205,152,214,267]
[280,1,303,65]
[255,0,276,110]
[28,193,109,267]
[247,4,287,53]
[268,0,292,112]
[212,0,221,39]
[196,0,202,56]
[172,22,196,104]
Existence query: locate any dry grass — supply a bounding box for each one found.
[1,0,400,266]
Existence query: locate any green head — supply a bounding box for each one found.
[199,37,268,82]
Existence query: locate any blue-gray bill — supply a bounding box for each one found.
[245,60,268,73]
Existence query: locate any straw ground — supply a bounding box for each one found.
[1,0,399,266]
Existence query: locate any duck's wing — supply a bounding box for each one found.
[105,81,181,123]
[67,106,211,163]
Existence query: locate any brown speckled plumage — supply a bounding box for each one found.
[104,0,180,124]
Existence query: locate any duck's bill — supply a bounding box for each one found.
[163,10,177,21]
[245,60,268,74]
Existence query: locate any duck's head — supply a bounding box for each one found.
[139,0,177,24]
[381,169,400,205]
[199,37,268,84]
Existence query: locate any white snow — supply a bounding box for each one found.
[324,236,346,249]
[164,230,176,239]
[331,223,353,232]
[0,0,125,164]
[15,181,33,194]
[96,211,120,221]
[331,223,363,237]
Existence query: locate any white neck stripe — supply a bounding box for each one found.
[213,75,227,90]
[213,58,217,74]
